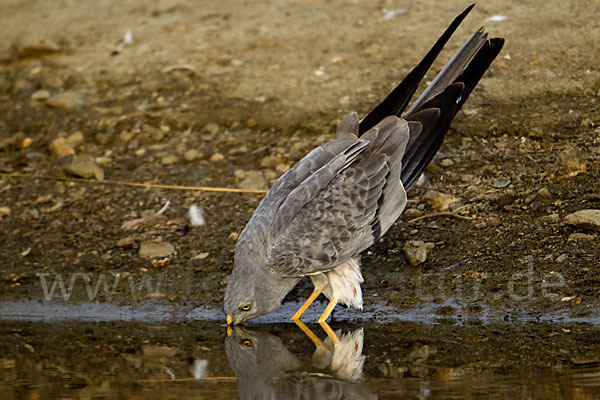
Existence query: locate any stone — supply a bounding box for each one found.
[209,152,225,162]
[139,241,175,259]
[540,213,560,223]
[11,31,60,59]
[116,237,136,248]
[537,187,553,199]
[263,169,278,181]
[203,123,219,136]
[555,146,586,177]
[47,91,87,109]
[49,137,75,158]
[44,75,64,90]
[0,207,10,216]
[423,190,458,211]
[161,155,180,165]
[439,158,454,167]
[31,89,50,101]
[66,131,85,148]
[235,170,268,190]
[260,155,284,168]
[568,233,596,241]
[94,156,112,166]
[121,215,162,231]
[474,221,487,229]
[563,209,600,232]
[184,149,202,161]
[403,240,428,266]
[64,154,104,180]
[95,132,111,145]
[486,216,501,227]
[493,177,511,188]
[275,163,290,174]
[402,208,423,218]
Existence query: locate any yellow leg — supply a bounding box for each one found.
[293,319,324,347]
[291,286,324,321]
[317,297,338,323]
[319,321,340,344]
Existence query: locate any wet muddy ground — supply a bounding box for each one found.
[1,0,599,397]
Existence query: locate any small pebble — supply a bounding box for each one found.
[493,177,511,188]
[473,221,487,229]
[11,31,60,59]
[66,131,85,148]
[116,237,136,249]
[555,146,586,177]
[184,149,201,161]
[423,190,458,211]
[192,252,210,260]
[260,155,280,169]
[235,170,268,190]
[568,233,596,241]
[138,241,175,259]
[402,208,423,218]
[161,155,180,165]
[63,154,104,180]
[49,137,75,158]
[94,156,112,166]
[537,187,552,199]
[31,89,50,101]
[540,213,560,223]
[46,91,87,109]
[563,209,600,232]
[486,216,501,227]
[210,153,225,162]
[275,163,290,174]
[439,158,454,167]
[403,240,428,266]
[203,123,219,136]
[229,232,239,241]
[556,254,568,263]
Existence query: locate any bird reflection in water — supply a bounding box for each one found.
[225,322,375,399]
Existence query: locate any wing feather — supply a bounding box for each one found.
[265,117,409,277]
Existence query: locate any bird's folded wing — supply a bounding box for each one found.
[238,133,363,254]
[265,117,410,278]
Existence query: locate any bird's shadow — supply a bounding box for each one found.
[225,323,376,399]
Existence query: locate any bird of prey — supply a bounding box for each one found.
[225,4,504,325]
[226,325,375,399]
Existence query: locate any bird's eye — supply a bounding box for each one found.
[240,304,252,312]
[240,339,253,347]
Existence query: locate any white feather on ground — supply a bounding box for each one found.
[188,204,205,226]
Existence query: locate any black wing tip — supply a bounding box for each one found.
[401,35,504,190]
[490,37,506,48]
[358,5,477,135]
[457,4,475,23]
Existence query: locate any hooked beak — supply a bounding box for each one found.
[227,314,232,325]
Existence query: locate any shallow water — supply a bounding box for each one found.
[1,301,599,399]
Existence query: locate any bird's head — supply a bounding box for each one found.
[224,256,299,325]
